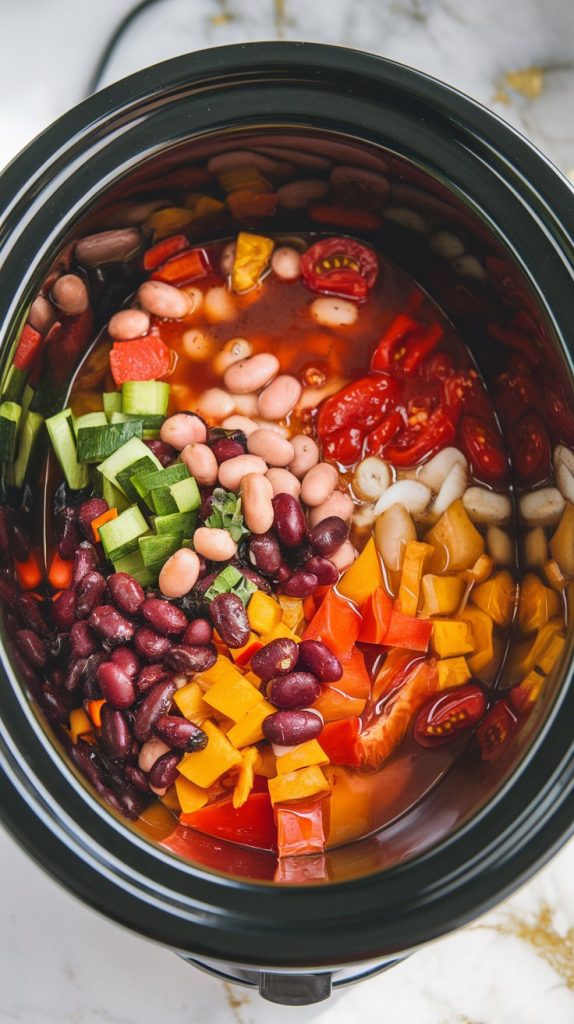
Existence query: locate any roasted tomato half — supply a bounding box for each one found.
[477,700,518,761]
[444,369,494,424]
[384,406,455,467]
[509,410,551,486]
[371,314,443,376]
[414,684,486,747]
[301,237,378,302]
[460,415,508,485]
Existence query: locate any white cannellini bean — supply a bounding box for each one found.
[353,457,392,501]
[182,329,214,361]
[180,443,218,486]
[308,490,354,527]
[138,280,191,319]
[108,308,150,341]
[430,461,468,518]
[193,527,237,561]
[310,296,358,328]
[374,504,416,571]
[555,461,574,503]
[257,375,302,419]
[451,254,487,282]
[218,454,268,491]
[221,414,259,436]
[553,444,574,475]
[196,388,236,420]
[524,526,549,569]
[27,295,56,334]
[486,526,515,566]
[288,435,320,479]
[463,487,512,524]
[265,468,301,498]
[417,447,467,491]
[247,429,295,467]
[271,247,302,281]
[374,480,431,517]
[519,487,565,527]
[213,337,253,375]
[428,230,465,259]
[301,463,339,507]
[233,393,261,417]
[384,206,429,233]
[138,738,170,773]
[241,473,274,534]
[296,376,349,411]
[352,503,378,530]
[203,285,237,323]
[329,541,357,572]
[159,548,201,598]
[224,353,280,394]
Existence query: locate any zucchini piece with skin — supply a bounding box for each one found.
[97,436,162,493]
[46,408,90,490]
[6,410,44,488]
[122,380,170,417]
[77,419,145,463]
[98,504,149,561]
[0,402,22,462]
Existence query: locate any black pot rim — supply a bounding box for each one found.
[1,41,574,969]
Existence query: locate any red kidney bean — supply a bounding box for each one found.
[16,593,51,637]
[97,661,136,709]
[209,437,246,463]
[148,750,182,789]
[77,498,109,541]
[58,507,81,560]
[165,643,217,673]
[308,516,349,557]
[125,764,150,793]
[248,532,282,574]
[82,651,106,696]
[302,555,339,586]
[142,597,188,635]
[73,542,98,585]
[42,684,73,722]
[297,638,343,682]
[154,715,208,751]
[276,562,293,584]
[268,672,321,710]
[282,571,319,598]
[233,562,273,595]
[183,618,213,646]
[89,605,135,646]
[70,620,97,658]
[101,704,133,760]
[111,646,141,679]
[0,508,11,557]
[15,629,47,668]
[108,572,145,616]
[144,438,177,467]
[134,626,170,662]
[262,709,323,745]
[272,493,307,548]
[0,578,18,607]
[137,663,172,693]
[252,638,299,681]
[64,657,87,693]
[209,593,250,648]
[52,589,76,631]
[134,680,176,741]
[75,571,107,619]
[11,521,30,563]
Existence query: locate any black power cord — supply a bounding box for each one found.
[85,0,170,97]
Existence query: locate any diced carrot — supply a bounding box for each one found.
[109,335,172,386]
[143,234,189,271]
[86,698,106,728]
[14,323,42,371]
[69,707,93,744]
[48,551,74,590]
[151,247,210,285]
[14,552,43,590]
[91,507,118,542]
[309,204,383,231]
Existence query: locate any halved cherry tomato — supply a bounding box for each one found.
[371,314,443,376]
[544,387,574,445]
[414,684,486,748]
[493,370,540,429]
[422,350,456,382]
[275,799,326,857]
[13,323,42,371]
[179,792,276,851]
[476,699,517,761]
[384,406,455,467]
[443,369,493,424]
[319,718,362,766]
[321,425,364,465]
[317,373,401,438]
[509,411,551,485]
[301,237,378,302]
[363,411,404,456]
[460,416,508,485]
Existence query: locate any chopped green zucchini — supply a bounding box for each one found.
[103,392,122,418]
[102,476,130,513]
[111,549,156,587]
[110,411,130,425]
[170,475,201,513]
[2,365,28,403]
[73,411,108,436]
[116,455,160,504]
[138,531,183,567]
[0,402,22,462]
[46,409,90,490]
[6,410,44,487]
[97,436,161,493]
[99,504,149,561]
[122,380,170,418]
[132,462,188,502]
[21,383,35,419]
[153,511,197,536]
[77,419,144,463]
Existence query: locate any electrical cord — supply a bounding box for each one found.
[85,0,170,97]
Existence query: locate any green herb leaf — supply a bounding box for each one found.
[205,487,249,542]
[203,565,257,606]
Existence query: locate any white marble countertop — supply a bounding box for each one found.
[1,1,574,1021]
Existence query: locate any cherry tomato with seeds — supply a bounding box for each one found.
[477,700,517,761]
[322,425,364,466]
[371,314,443,376]
[422,349,456,382]
[509,410,551,485]
[363,410,404,456]
[444,369,494,424]
[460,415,508,485]
[301,237,378,302]
[414,684,486,747]
[384,406,456,467]
[317,373,401,437]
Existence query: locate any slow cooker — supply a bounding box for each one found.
[1,42,574,1006]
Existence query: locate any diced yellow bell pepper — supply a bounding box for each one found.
[268,765,331,806]
[458,606,494,675]
[338,537,383,607]
[431,619,474,658]
[512,669,546,710]
[462,553,494,583]
[69,708,92,744]
[425,500,485,573]
[325,767,373,848]
[233,747,261,809]
[188,194,226,220]
[175,775,209,814]
[514,618,564,678]
[397,540,434,616]
[471,570,516,627]
[262,621,298,644]
[437,657,471,690]
[544,559,567,591]
[228,632,262,665]
[231,231,274,293]
[195,654,237,689]
[161,786,181,813]
[174,681,211,723]
[248,591,283,634]
[203,672,263,722]
[421,574,465,616]
[278,595,305,632]
[550,503,574,575]
[218,166,272,195]
[276,739,329,775]
[244,670,262,690]
[178,720,242,788]
[146,206,196,238]
[254,745,277,778]
[537,633,565,675]
[227,699,276,748]
[517,574,561,633]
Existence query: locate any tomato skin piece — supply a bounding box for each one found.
[509,410,551,485]
[460,415,508,485]
[317,373,401,437]
[109,334,172,386]
[319,718,361,766]
[477,699,518,761]
[371,314,443,376]
[301,237,378,301]
[494,370,540,429]
[363,411,403,456]
[384,407,456,467]
[443,370,494,425]
[275,799,326,857]
[414,684,486,747]
[321,425,364,465]
[143,234,189,271]
[179,792,277,851]
[13,323,42,371]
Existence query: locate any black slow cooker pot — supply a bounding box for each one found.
[1,42,574,1006]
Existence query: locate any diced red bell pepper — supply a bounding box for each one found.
[358,588,393,644]
[371,314,443,376]
[13,323,42,371]
[179,792,277,851]
[161,827,276,880]
[275,798,326,857]
[143,234,190,271]
[151,247,210,285]
[381,609,432,653]
[302,587,361,661]
[109,334,172,386]
[319,718,361,766]
[338,647,371,698]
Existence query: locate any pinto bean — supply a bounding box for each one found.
[138,737,170,773]
[28,295,57,334]
[223,353,280,394]
[247,429,294,467]
[221,414,259,436]
[257,375,302,420]
[241,473,274,534]
[203,285,237,323]
[310,296,358,327]
[51,274,90,316]
[75,228,141,266]
[265,468,301,498]
[288,435,320,479]
[271,247,302,281]
[233,393,260,417]
[108,308,150,340]
[180,442,218,485]
[138,280,191,319]
[308,490,354,527]
[193,526,237,561]
[160,412,207,449]
[301,463,339,507]
[159,548,201,599]
[196,387,236,420]
[218,454,267,491]
[182,328,213,362]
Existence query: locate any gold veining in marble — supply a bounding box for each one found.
[482,903,574,989]
[503,66,545,100]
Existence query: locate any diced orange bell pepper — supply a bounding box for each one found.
[358,587,393,644]
[325,766,374,848]
[229,632,263,667]
[175,775,209,814]
[178,721,242,788]
[337,537,383,607]
[248,591,283,634]
[276,798,326,857]
[69,707,93,744]
[268,765,330,806]
[233,747,260,809]
[381,608,433,652]
[359,659,438,768]
[276,739,329,775]
[319,718,361,766]
[85,698,106,728]
[397,540,434,617]
[302,587,361,660]
[312,687,367,723]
